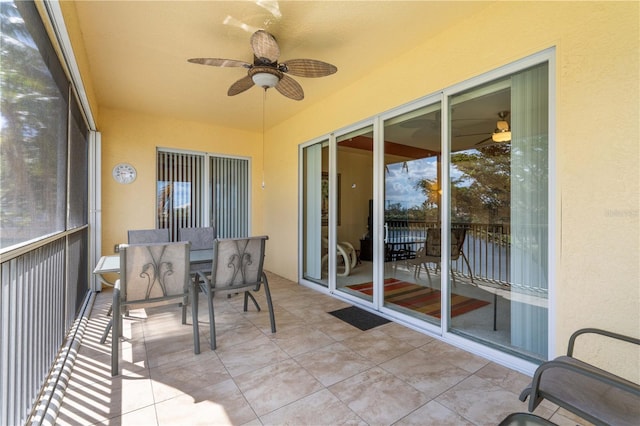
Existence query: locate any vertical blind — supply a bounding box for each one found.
[510,62,549,357]
[157,150,205,241]
[157,151,249,240]
[211,156,249,238]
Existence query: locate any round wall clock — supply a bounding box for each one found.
[112,163,137,184]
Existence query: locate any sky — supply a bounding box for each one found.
[384,157,436,210]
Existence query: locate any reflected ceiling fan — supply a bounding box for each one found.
[401,111,489,140]
[188,30,337,101]
[455,111,511,146]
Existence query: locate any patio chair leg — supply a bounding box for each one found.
[423,263,432,285]
[181,296,188,325]
[111,289,121,376]
[205,285,217,350]
[460,251,474,283]
[191,284,200,354]
[100,319,112,344]
[244,291,261,312]
[493,293,497,331]
[262,272,276,333]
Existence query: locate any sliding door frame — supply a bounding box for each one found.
[298,47,556,375]
[157,147,251,239]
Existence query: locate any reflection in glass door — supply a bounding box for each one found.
[302,140,329,287]
[448,62,549,361]
[334,126,374,302]
[382,103,442,324]
[300,54,551,364]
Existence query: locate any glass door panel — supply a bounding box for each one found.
[335,126,374,301]
[382,103,442,323]
[448,63,549,361]
[302,140,329,287]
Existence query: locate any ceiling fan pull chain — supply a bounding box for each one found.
[262,90,267,189]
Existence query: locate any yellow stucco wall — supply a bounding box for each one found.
[60,1,638,376]
[264,1,639,374]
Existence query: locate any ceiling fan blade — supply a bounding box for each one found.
[401,116,486,129]
[188,58,251,68]
[401,119,430,128]
[281,59,337,78]
[250,30,280,64]
[228,75,255,96]
[474,136,492,146]
[275,74,304,100]
[456,132,491,138]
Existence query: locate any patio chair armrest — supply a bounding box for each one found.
[520,357,640,424]
[567,327,640,356]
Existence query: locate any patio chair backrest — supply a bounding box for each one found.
[127,228,170,244]
[110,241,199,375]
[424,228,467,260]
[210,236,268,291]
[119,241,191,308]
[178,227,216,250]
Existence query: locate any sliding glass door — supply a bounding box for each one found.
[334,126,374,300]
[157,150,250,240]
[301,139,329,286]
[447,62,549,361]
[382,102,442,324]
[299,51,551,364]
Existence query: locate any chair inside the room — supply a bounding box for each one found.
[104,241,200,375]
[410,228,473,285]
[127,228,170,244]
[321,237,358,277]
[195,236,275,350]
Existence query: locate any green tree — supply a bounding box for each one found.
[412,145,511,225]
[451,144,511,224]
[1,1,67,247]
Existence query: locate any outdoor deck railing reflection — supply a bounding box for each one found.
[385,221,511,284]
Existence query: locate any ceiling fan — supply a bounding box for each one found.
[454,111,511,146]
[188,30,337,101]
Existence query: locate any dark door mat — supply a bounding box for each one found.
[328,306,390,331]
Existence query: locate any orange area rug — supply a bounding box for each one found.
[347,278,490,318]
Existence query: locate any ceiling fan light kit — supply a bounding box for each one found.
[188,29,337,100]
[250,67,281,88]
[492,129,511,143]
[496,120,509,131]
[491,111,511,142]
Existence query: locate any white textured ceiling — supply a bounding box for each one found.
[73,1,493,132]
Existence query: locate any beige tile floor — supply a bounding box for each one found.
[56,272,593,426]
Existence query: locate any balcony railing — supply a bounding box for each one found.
[384,220,511,284]
[0,229,88,425]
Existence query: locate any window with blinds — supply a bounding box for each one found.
[211,156,250,238]
[157,150,249,240]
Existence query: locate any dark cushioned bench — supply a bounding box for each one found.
[519,328,640,426]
